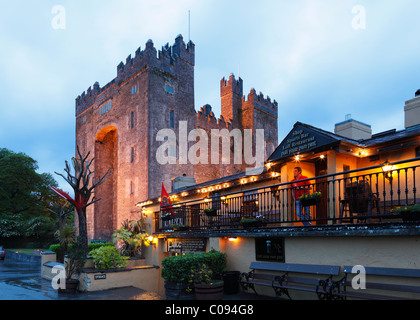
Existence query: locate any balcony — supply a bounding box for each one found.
[154,158,420,235]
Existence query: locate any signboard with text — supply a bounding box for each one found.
[269,123,339,161]
[166,238,207,254]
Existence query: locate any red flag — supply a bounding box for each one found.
[49,185,86,212]
[160,182,174,217]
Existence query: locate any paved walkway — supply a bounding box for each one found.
[0,256,275,300]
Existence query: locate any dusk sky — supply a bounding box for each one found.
[1,1,420,193]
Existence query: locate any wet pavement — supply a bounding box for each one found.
[0,258,163,300]
[0,256,273,301]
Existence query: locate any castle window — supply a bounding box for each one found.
[131,86,137,95]
[165,83,174,95]
[99,100,112,116]
[131,146,134,163]
[131,111,135,129]
[168,137,177,159]
[130,180,134,195]
[82,116,87,124]
[169,109,175,128]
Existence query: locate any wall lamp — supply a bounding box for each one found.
[382,160,394,181]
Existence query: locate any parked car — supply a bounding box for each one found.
[0,246,5,260]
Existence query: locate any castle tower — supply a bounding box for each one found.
[75,36,278,241]
[75,35,196,240]
[242,89,279,160]
[220,74,243,128]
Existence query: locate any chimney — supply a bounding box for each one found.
[404,90,420,129]
[334,114,372,140]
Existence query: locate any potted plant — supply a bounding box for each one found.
[299,192,321,207]
[204,208,217,216]
[161,212,173,221]
[188,264,224,300]
[161,250,226,300]
[89,246,129,270]
[171,224,189,231]
[240,215,267,228]
[112,219,151,258]
[393,204,420,222]
[58,238,87,294]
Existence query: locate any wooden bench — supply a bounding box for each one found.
[240,262,341,300]
[336,266,420,300]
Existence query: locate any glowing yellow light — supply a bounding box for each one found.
[295,155,301,161]
[228,237,238,242]
[320,155,325,159]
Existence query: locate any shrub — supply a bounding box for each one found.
[89,246,129,270]
[48,242,114,262]
[161,249,226,283]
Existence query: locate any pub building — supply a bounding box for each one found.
[138,91,420,299]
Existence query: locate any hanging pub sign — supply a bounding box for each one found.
[268,122,339,161]
[166,238,207,254]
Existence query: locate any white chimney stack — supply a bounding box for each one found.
[404,90,420,129]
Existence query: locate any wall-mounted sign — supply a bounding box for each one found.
[269,123,339,161]
[255,237,285,262]
[90,239,107,244]
[94,274,107,280]
[166,238,207,254]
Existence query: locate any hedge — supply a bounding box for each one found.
[161,249,227,283]
[48,242,114,261]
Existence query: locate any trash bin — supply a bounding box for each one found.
[223,271,241,294]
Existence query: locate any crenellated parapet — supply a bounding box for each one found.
[196,105,232,130]
[243,88,278,118]
[76,35,195,116]
[220,73,243,98]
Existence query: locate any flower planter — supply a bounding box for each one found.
[58,279,79,294]
[194,281,224,300]
[241,220,267,229]
[164,281,195,300]
[173,226,189,231]
[204,209,217,217]
[300,197,320,207]
[401,211,420,222]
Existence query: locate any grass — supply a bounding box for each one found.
[7,248,45,255]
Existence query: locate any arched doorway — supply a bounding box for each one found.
[94,126,117,241]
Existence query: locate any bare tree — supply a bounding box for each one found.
[53,146,112,254]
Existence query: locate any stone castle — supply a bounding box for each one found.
[75,35,278,240]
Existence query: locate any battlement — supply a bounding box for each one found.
[76,35,195,116]
[196,104,231,130]
[243,88,278,118]
[220,74,243,97]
